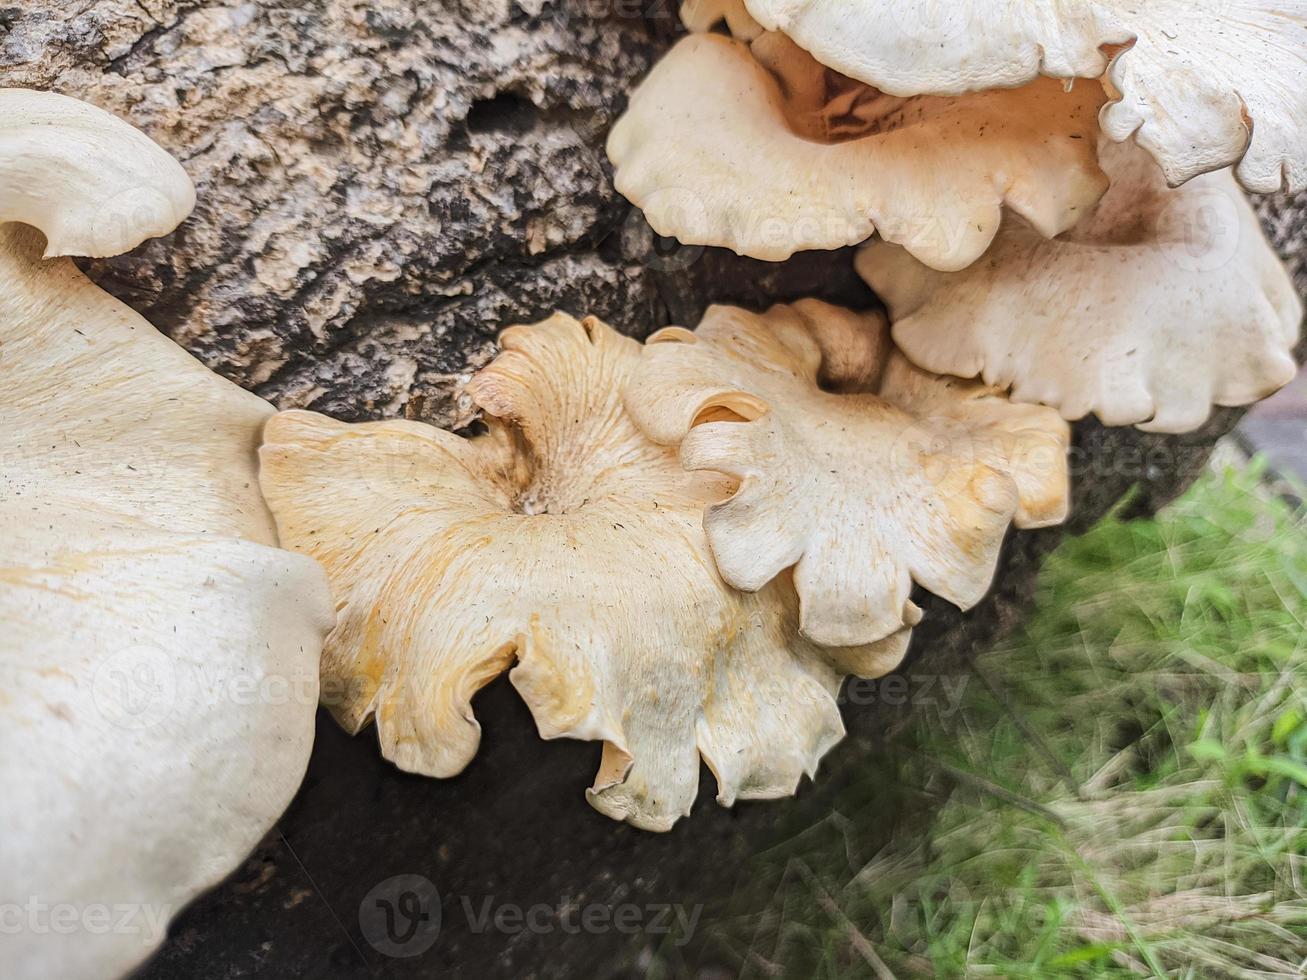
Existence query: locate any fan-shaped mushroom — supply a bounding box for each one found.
[722,0,1307,192]
[858,139,1302,433]
[0,91,333,980]
[0,88,196,257]
[259,314,908,832]
[622,300,1069,649]
[606,32,1106,269]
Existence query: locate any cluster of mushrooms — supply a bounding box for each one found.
[2,2,1304,977]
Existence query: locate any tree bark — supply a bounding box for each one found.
[3,2,1302,977]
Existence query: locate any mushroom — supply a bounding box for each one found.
[726,0,1307,192]
[622,300,1069,649]
[258,313,909,832]
[858,139,1302,433]
[0,88,196,257]
[606,32,1107,269]
[0,91,333,980]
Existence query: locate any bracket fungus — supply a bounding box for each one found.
[623,300,1070,649]
[606,31,1107,269]
[0,92,333,980]
[0,88,196,257]
[259,313,909,832]
[727,0,1307,193]
[858,139,1303,433]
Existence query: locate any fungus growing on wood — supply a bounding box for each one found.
[622,300,1070,649]
[259,313,909,832]
[606,32,1106,269]
[722,0,1307,192]
[858,140,1302,433]
[0,91,333,980]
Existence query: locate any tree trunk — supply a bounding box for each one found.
[3,2,1302,977]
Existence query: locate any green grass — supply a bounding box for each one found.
[718,461,1307,978]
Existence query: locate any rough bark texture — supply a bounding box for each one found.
[3,3,1303,978]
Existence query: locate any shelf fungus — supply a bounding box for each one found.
[623,300,1070,649]
[858,139,1302,434]
[606,31,1107,269]
[0,91,333,980]
[722,0,1307,193]
[259,314,909,832]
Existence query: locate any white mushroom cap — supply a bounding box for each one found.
[2,503,330,980]
[607,33,1106,269]
[858,139,1303,433]
[0,92,332,980]
[259,314,909,833]
[2,221,281,543]
[623,300,1070,648]
[0,89,195,257]
[727,0,1307,192]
